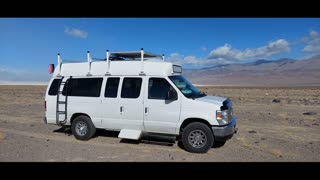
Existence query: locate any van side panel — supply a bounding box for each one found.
[117,76,145,130]
[67,96,102,127]
[175,98,220,134]
[64,77,103,127]
[142,76,182,134]
[45,78,57,124]
[101,77,122,130]
[45,77,104,127]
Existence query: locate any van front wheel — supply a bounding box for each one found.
[71,115,96,141]
[182,122,214,153]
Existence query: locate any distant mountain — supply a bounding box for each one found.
[251,59,271,65]
[183,55,320,86]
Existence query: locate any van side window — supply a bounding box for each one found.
[121,78,142,98]
[63,78,103,97]
[105,77,120,98]
[148,78,174,100]
[48,79,62,95]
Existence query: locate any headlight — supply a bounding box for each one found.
[216,110,229,125]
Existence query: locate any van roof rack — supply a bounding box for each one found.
[55,48,171,77]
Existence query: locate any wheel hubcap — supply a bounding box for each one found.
[75,121,88,136]
[188,130,207,148]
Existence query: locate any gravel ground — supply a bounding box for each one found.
[0,85,319,161]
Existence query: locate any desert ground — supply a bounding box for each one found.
[0,85,319,161]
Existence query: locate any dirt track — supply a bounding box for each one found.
[0,85,319,161]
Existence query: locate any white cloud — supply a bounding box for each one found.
[167,53,204,66]
[64,27,88,39]
[167,53,184,65]
[167,31,320,68]
[310,30,318,37]
[301,30,320,54]
[167,39,290,67]
[170,53,181,58]
[207,39,290,61]
[0,67,11,73]
[168,53,241,68]
[184,56,200,64]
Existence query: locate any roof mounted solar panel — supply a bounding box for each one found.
[110,51,161,59]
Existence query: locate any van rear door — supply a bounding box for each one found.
[46,78,62,124]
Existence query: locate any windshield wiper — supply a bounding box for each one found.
[186,94,196,100]
[199,91,207,97]
[188,92,206,100]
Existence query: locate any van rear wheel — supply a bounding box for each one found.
[71,115,96,141]
[181,122,214,153]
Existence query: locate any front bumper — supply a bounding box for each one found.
[212,117,237,141]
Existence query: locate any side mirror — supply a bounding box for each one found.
[166,88,177,101]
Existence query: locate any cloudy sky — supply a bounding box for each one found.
[0,18,319,82]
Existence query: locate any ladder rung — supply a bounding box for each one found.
[57,111,66,114]
[58,101,66,104]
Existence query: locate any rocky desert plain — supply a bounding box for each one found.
[0,85,319,161]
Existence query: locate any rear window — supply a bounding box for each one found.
[105,77,120,98]
[121,78,142,98]
[63,78,103,97]
[48,79,62,95]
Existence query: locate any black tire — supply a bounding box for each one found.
[181,122,214,153]
[212,140,226,148]
[71,115,96,141]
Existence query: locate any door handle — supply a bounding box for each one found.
[145,107,148,113]
[120,106,123,112]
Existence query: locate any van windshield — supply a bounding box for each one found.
[169,75,206,99]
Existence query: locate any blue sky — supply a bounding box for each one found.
[0,18,320,82]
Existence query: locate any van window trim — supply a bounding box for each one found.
[120,77,143,99]
[62,77,103,97]
[48,78,62,96]
[104,77,121,98]
[148,77,177,100]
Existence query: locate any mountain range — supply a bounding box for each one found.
[183,55,320,86]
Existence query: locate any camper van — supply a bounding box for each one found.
[44,49,237,153]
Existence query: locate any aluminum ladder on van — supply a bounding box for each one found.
[56,76,70,126]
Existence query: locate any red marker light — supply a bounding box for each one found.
[48,64,55,74]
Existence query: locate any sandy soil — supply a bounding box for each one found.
[0,85,319,161]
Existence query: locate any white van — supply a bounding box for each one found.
[44,49,237,153]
